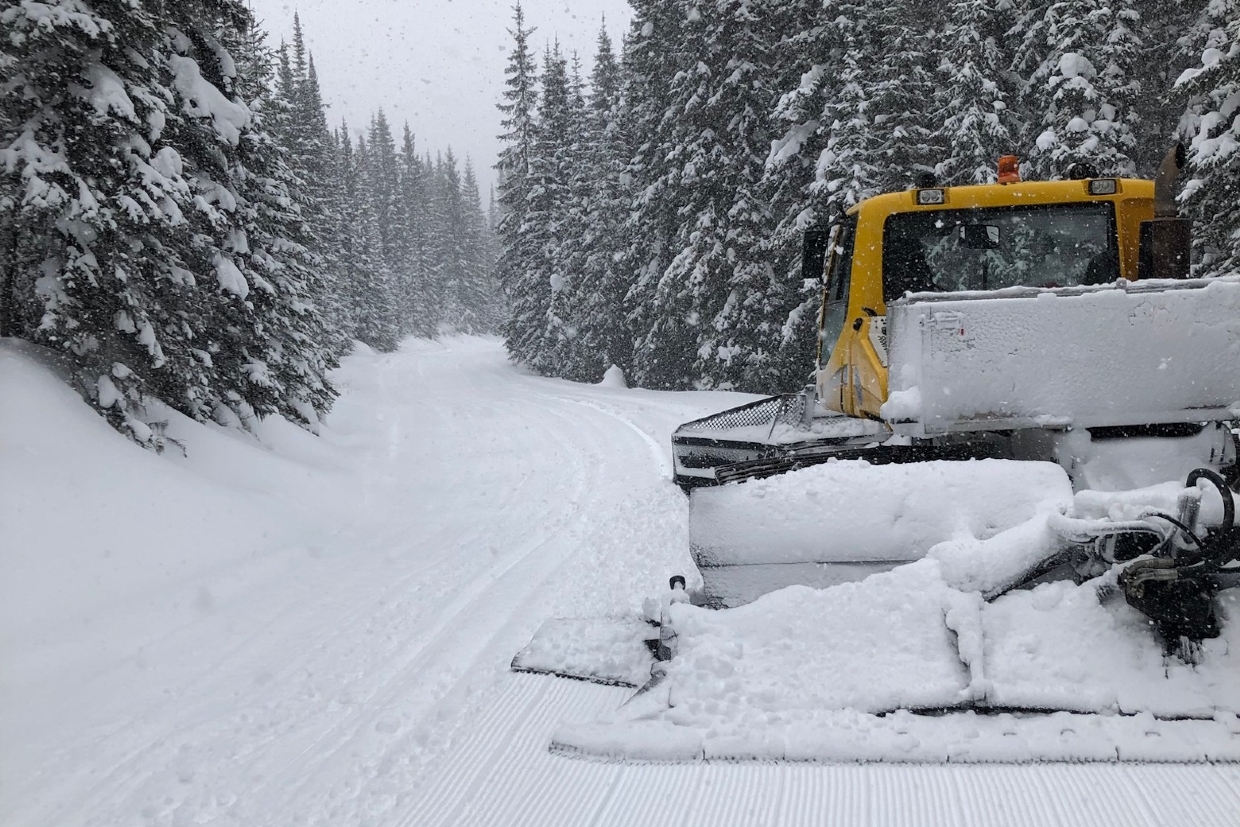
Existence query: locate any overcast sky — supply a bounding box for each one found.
[247,0,633,196]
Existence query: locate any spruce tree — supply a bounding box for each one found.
[338,126,399,351]
[515,44,576,374]
[460,159,503,332]
[432,149,472,333]
[495,3,541,366]
[627,0,791,391]
[934,0,1020,184]
[621,0,700,389]
[763,2,852,385]
[1176,0,1240,277]
[398,124,437,336]
[560,23,633,381]
[0,0,342,441]
[1014,0,1144,179]
[216,16,339,427]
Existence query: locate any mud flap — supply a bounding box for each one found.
[511,616,655,688]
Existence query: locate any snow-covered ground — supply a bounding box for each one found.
[3,336,1240,826]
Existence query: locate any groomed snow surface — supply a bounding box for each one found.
[3,336,1240,826]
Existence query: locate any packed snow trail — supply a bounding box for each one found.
[2,336,1239,827]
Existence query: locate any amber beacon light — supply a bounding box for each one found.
[997,155,1021,184]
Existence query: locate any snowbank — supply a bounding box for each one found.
[598,365,627,388]
[0,340,351,758]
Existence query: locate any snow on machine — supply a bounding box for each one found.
[515,149,1240,762]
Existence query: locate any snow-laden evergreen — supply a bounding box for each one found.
[0,4,498,443]
[494,1,1240,394]
[934,0,1020,184]
[0,0,333,443]
[519,45,580,375]
[1177,0,1240,278]
[628,0,790,390]
[495,3,543,368]
[558,25,633,383]
[619,0,701,389]
[1013,0,1144,179]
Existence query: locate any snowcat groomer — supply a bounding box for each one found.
[672,147,1240,642]
[513,149,1240,762]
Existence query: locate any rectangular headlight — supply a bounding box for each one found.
[916,188,945,205]
[1088,179,1118,195]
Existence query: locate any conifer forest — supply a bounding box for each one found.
[496,0,1240,392]
[3,0,1240,443]
[1,3,500,445]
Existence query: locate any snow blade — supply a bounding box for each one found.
[511,616,655,688]
[548,563,1240,764]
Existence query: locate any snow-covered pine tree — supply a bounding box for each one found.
[213,14,339,428]
[294,55,351,355]
[558,22,633,382]
[397,124,437,337]
[1,0,341,441]
[934,0,1020,184]
[0,0,213,441]
[537,48,592,374]
[431,149,473,333]
[421,149,451,335]
[808,1,946,211]
[460,158,504,332]
[866,2,944,191]
[495,2,541,366]
[621,0,702,389]
[627,0,791,391]
[1130,1,1210,173]
[1176,0,1240,277]
[338,125,400,351]
[507,43,576,374]
[366,110,406,324]
[1013,0,1144,179]
[762,1,851,385]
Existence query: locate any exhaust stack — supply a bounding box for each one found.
[1153,143,1187,218]
[1139,144,1192,279]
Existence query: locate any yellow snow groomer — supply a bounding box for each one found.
[672,148,1240,620]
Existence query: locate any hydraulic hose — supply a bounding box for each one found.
[1175,469,1238,571]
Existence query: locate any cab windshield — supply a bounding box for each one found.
[883,202,1117,302]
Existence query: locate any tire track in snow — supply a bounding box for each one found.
[550,395,675,481]
[229,346,681,825]
[241,402,605,814]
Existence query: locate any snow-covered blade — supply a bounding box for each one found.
[511,617,655,688]
[689,459,1072,608]
[552,558,1240,764]
[557,473,1240,764]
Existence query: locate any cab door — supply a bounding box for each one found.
[816,217,857,413]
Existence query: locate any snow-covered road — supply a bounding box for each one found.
[3,337,1239,826]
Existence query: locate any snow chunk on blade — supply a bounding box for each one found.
[692,459,1071,568]
[551,561,1240,763]
[512,617,654,688]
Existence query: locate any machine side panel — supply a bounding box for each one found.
[884,279,1240,436]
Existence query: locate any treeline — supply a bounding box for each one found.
[0,4,499,447]
[495,0,1240,392]
[286,32,502,352]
